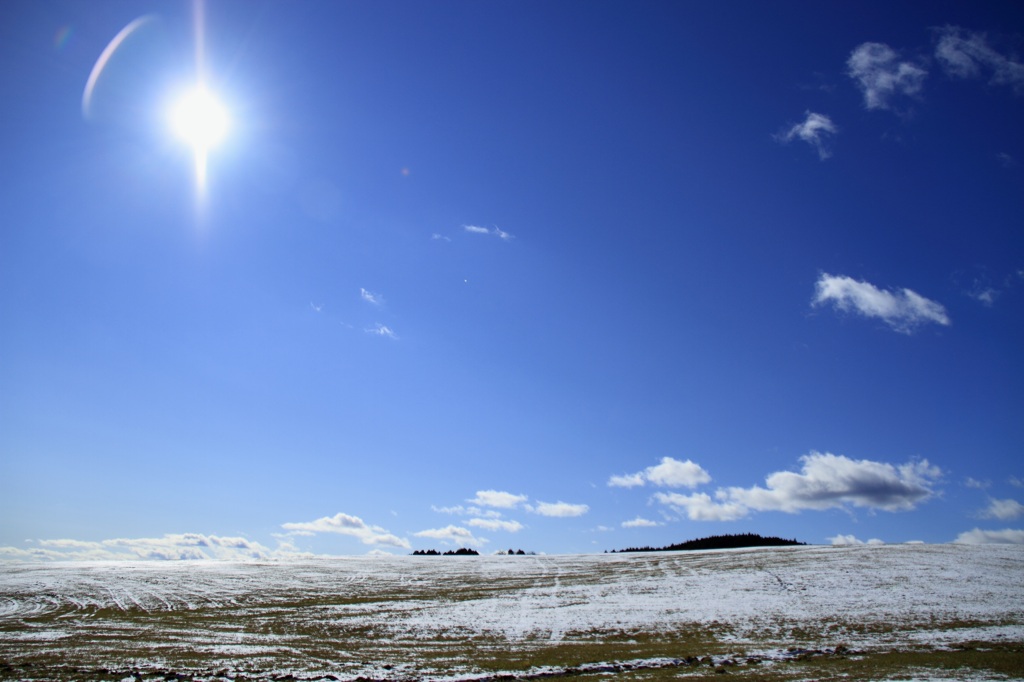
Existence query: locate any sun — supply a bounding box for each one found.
[169,85,229,192]
[170,86,229,151]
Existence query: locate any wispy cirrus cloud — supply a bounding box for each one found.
[935,27,1024,93]
[464,224,514,241]
[360,288,383,305]
[282,512,410,549]
[956,267,1024,308]
[812,273,950,333]
[365,323,398,339]
[776,111,838,160]
[432,504,468,515]
[847,42,928,110]
[969,287,999,307]
[608,457,711,489]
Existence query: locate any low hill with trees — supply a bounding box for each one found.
[609,533,806,553]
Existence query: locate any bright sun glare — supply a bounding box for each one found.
[171,86,229,151]
[170,86,228,193]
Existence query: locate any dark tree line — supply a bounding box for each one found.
[609,533,806,553]
[412,548,535,556]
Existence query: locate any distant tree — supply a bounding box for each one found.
[610,533,806,554]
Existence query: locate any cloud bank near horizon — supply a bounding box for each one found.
[0,533,277,562]
[5,459,1021,562]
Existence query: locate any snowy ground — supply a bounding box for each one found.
[1,544,1022,680]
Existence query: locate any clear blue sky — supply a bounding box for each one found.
[2,0,1022,559]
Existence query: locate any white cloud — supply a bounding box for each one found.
[4,533,277,561]
[828,534,885,545]
[467,518,524,533]
[935,27,1024,93]
[965,477,991,489]
[0,545,67,561]
[413,525,486,547]
[431,233,452,242]
[464,224,514,241]
[847,42,928,110]
[644,453,940,523]
[621,517,661,528]
[468,490,527,509]
[281,512,410,549]
[813,273,950,333]
[777,111,838,160]
[608,457,711,489]
[607,472,646,488]
[646,457,712,488]
[954,528,1024,544]
[653,492,748,522]
[360,288,383,305]
[724,452,941,513]
[432,504,467,515]
[980,498,1024,521]
[365,323,398,339]
[530,501,589,518]
[964,275,1001,306]
[36,538,101,549]
[972,288,999,306]
[957,267,1024,308]
[310,302,323,313]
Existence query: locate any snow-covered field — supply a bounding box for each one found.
[1,544,1022,681]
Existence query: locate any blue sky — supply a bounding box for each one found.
[2,0,1023,560]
